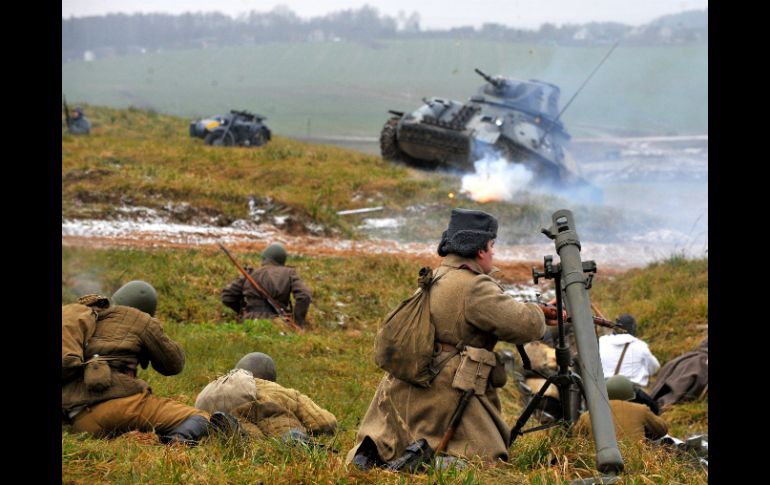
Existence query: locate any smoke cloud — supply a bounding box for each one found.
[460,156,534,202]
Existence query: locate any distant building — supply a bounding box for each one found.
[307,29,326,43]
[573,28,590,41]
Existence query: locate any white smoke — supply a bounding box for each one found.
[460,155,534,202]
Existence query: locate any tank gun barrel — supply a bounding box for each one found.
[474,68,504,89]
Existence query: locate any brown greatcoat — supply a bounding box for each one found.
[648,338,708,408]
[346,254,545,464]
[221,261,312,325]
[194,369,337,438]
[62,305,187,411]
[574,400,668,442]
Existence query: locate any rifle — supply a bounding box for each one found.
[539,303,624,332]
[63,95,71,126]
[435,389,475,455]
[218,243,302,333]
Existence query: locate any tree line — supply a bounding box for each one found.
[62,5,707,62]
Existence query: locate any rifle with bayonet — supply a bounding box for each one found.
[218,243,302,333]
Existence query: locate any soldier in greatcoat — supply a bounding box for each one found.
[648,337,708,409]
[347,208,547,469]
[221,243,313,326]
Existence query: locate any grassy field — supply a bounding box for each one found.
[62,39,708,138]
[62,246,708,484]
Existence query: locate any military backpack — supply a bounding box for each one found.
[61,294,111,389]
[373,267,446,388]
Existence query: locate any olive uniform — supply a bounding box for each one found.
[221,244,312,325]
[574,400,668,442]
[62,303,208,437]
[194,368,337,439]
[575,375,667,442]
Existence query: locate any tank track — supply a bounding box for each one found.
[380,117,439,169]
[380,117,401,160]
[398,123,470,156]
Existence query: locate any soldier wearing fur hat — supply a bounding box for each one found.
[347,208,547,469]
[221,242,313,326]
[62,281,242,446]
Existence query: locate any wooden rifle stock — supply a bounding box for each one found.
[435,389,475,455]
[218,243,302,332]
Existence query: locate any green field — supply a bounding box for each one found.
[62,40,708,138]
[62,247,707,484]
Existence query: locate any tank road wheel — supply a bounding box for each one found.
[380,117,401,160]
[204,131,236,147]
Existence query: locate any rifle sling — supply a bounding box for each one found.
[614,342,631,376]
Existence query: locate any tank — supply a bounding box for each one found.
[380,68,601,202]
[189,110,272,147]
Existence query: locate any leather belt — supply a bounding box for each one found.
[438,342,459,352]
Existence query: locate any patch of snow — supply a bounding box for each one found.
[359,218,401,229]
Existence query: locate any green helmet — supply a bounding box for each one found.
[262,243,287,266]
[605,375,635,401]
[112,280,158,316]
[235,352,277,381]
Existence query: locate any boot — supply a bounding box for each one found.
[351,437,385,471]
[210,411,249,442]
[159,414,210,446]
[383,438,434,473]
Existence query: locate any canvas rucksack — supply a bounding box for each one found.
[61,294,109,382]
[373,267,447,388]
[194,368,258,414]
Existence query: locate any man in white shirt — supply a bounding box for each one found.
[599,313,660,387]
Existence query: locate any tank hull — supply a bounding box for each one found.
[380,75,604,203]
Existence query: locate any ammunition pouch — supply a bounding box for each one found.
[83,355,112,392]
[451,346,497,395]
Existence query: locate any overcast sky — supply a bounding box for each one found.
[62,1,708,30]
